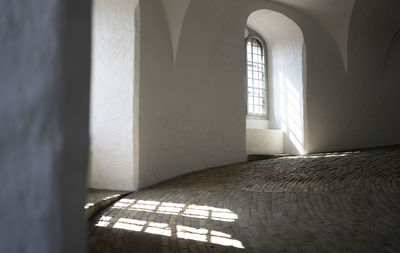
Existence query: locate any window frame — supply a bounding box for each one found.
[245,31,268,119]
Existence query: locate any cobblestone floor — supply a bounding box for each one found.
[85,189,130,218]
[88,148,400,253]
[86,189,129,207]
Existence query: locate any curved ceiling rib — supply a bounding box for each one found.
[161,0,191,64]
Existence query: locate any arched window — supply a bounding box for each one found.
[246,35,267,117]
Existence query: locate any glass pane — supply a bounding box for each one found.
[248,104,254,113]
[248,97,253,105]
[246,36,267,116]
[248,88,254,97]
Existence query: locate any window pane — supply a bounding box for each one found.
[248,104,254,113]
[246,36,266,116]
[248,79,253,88]
[252,97,257,105]
[248,97,253,105]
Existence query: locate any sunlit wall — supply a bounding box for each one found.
[89,0,140,190]
[247,10,305,154]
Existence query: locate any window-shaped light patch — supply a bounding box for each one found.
[183,205,238,222]
[95,216,112,227]
[158,202,185,215]
[210,230,244,249]
[130,200,160,212]
[115,200,238,222]
[184,205,210,219]
[108,217,245,249]
[113,218,146,232]
[210,208,238,222]
[176,225,208,242]
[145,222,172,237]
[112,198,136,209]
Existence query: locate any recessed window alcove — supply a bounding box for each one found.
[245,9,306,156]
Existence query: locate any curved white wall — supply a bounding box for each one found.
[138,0,247,188]
[276,0,356,71]
[340,0,400,150]
[90,0,400,190]
[136,0,400,188]
[89,0,140,191]
[161,0,191,63]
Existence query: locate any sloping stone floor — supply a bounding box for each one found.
[88,147,400,253]
[85,189,130,218]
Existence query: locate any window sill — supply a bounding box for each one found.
[246,114,268,120]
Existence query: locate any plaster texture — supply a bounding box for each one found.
[90,0,140,191]
[136,0,400,188]
[161,0,191,63]
[139,0,247,188]
[302,0,400,152]
[246,119,269,129]
[0,0,91,252]
[274,0,356,70]
[246,129,284,155]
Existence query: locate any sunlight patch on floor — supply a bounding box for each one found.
[99,199,244,249]
[111,199,238,222]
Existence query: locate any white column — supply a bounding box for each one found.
[89,0,139,191]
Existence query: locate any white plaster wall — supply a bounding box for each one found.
[275,0,356,71]
[139,0,246,188]
[161,0,191,63]
[246,119,269,129]
[246,129,284,154]
[247,10,305,155]
[336,0,400,151]
[137,0,348,187]
[299,0,400,152]
[137,0,400,188]
[90,0,139,191]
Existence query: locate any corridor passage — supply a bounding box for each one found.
[88,147,400,253]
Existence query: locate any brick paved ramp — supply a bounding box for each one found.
[88,148,400,253]
[85,189,130,219]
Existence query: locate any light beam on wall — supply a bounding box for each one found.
[279,71,304,154]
